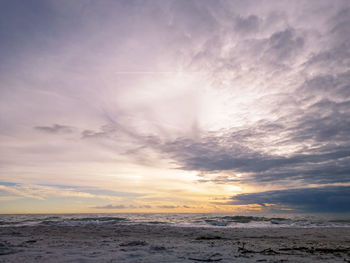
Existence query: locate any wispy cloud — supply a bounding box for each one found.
[93,204,128,209]
[0,183,142,201]
[34,124,73,134]
[93,204,152,209]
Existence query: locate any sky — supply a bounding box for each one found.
[0,0,350,214]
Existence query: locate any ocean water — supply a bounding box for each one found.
[1,213,350,228]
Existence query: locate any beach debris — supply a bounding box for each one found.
[237,245,350,259]
[150,245,166,251]
[237,243,279,256]
[189,253,223,262]
[260,248,279,255]
[120,241,148,247]
[278,246,312,255]
[196,235,223,240]
[279,246,350,254]
[237,242,256,255]
[25,240,37,244]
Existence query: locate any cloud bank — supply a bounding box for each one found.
[229,186,350,213]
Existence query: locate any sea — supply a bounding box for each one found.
[1,213,350,228]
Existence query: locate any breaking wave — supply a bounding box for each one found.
[1,213,350,228]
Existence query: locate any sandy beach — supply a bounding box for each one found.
[0,224,349,262]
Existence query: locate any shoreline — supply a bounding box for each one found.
[1,224,350,262]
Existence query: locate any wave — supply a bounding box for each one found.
[0,216,60,227]
[41,217,127,226]
[202,216,289,226]
[1,213,350,228]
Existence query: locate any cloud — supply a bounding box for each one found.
[0,196,20,201]
[227,185,350,213]
[93,204,127,209]
[264,28,305,63]
[93,204,152,209]
[157,205,178,209]
[303,7,350,75]
[34,124,73,134]
[139,205,152,209]
[151,115,350,185]
[76,87,350,186]
[0,182,142,201]
[155,205,193,209]
[234,15,260,33]
[1,0,350,211]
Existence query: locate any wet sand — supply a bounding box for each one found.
[1,224,350,262]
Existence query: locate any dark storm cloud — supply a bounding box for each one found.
[228,186,350,213]
[158,136,350,185]
[34,124,73,134]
